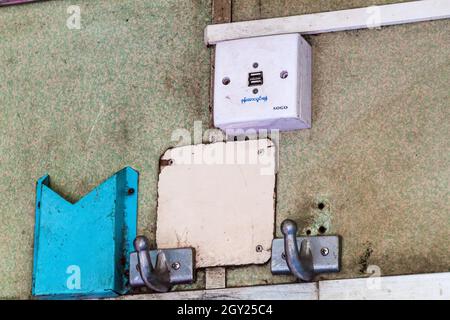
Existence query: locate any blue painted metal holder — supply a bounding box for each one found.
[32,167,138,299]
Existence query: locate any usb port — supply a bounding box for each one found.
[248,71,263,87]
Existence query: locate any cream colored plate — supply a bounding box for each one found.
[156,139,276,268]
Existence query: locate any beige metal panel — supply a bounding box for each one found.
[156,139,276,268]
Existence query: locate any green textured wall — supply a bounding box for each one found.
[0,0,211,299]
[0,0,448,299]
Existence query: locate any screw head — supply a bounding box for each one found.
[171,262,181,270]
[253,88,259,94]
[222,77,231,85]
[128,188,135,195]
[281,252,286,260]
[253,62,259,68]
[280,70,289,79]
[256,245,263,252]
[320,247,329,256]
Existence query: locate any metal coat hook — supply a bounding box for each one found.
[134,236,172,293]
[281,220,315,281]
[271,219,340,281]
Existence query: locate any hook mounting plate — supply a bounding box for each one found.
[271,236,340,275]
[129,248,194,288]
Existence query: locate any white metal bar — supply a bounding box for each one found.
[205,0,450,45]
[118,283,318,300]
[319,272,450,300]
[112,272,450,300]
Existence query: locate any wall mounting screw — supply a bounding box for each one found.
[171,262,181,270]
[320,247,329,256]
[256,245,263,252]
[253,88,259,94]
[160,159,174,167]
[253,62,259,68]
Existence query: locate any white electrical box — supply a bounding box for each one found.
[213,33,312,132]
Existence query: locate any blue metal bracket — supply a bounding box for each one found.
[32,167,138,299]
